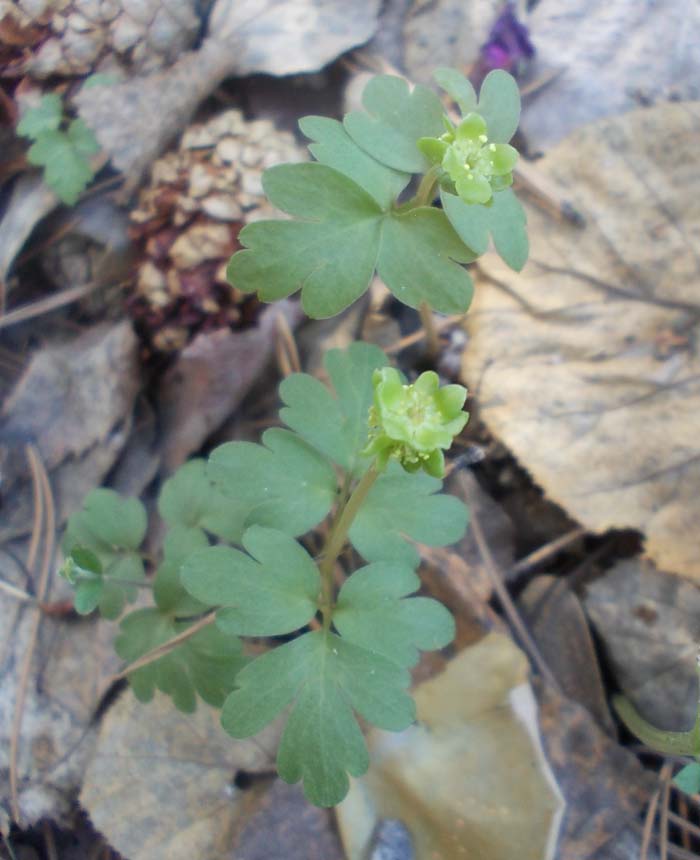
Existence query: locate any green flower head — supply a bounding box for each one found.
[363,368,469,478]
[418,112,518,205]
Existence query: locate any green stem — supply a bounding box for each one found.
[613,694,698,756]
[397,165,441,213]
[318,464,380,630]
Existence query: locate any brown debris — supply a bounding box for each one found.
[127,108,305,355]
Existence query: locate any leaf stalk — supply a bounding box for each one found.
[318,463,379,630]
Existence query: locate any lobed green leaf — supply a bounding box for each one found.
[182,526,320,637]
[434,67,477,114]
[349,463,469,567]
[207,427,337,537]
[16,94,62,138]
[153,525,209,615]
[441,188,528,270]
[334,562,455,666]
[477,69,521,144]
[158,458,247,542]
[26,127,96,205]
[221,630,415,806]
[280,341,387,473]
[228,163,475,318]
[300,115,410,209]
[344,75,444,173]
[115,608,246,713]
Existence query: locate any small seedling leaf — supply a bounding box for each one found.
[16,94,62,138]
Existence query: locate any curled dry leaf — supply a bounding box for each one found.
[519,575,614,734]
[337,632,564,860]
[80,690,282,860]
[0,322,140,540]
[76,0,381,178]
[0,551,120,828]
[462,102,700,580]
[584,558,700,732]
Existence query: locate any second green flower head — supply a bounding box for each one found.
[364,368,469,478]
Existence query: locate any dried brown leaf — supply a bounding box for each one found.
[462,102,700,580]
[0,322,141,540]
[157,301,302,471]
[80,690,281,860]
[584,558,700,732]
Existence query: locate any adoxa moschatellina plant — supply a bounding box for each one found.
[60,67,528,807]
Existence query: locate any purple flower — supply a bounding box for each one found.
[474,3,534,87]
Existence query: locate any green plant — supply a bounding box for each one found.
[60,67,528,807]
[62,344,468,806]
[227,67,527,319]
[16,93,99,205]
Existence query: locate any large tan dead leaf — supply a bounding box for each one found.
[336,632,564,860]
[463,102,700,580]
[80,690,282,860]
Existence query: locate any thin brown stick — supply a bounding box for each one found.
[274,311,301,377]
[0,281,101,331]
[470,509,560,691]
[107,610,217,685]
[668,809,700,843]
[641,780,662,860]
[0,579,36,605]
[10,446,55,823]
[385,313,465,355]
[660,762,673,860]
[42,821,58,860]
[507,527,587,578]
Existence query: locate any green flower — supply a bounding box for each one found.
[363,368,469,478]
[418,112,518,205]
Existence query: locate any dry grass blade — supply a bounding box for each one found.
[9,445,56,824]
[661,762,673,860]
[384,313,465,355]
[470,509,560,691]
[0,280,126,331]
[106,610,217,687]
[507,527,587,579]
